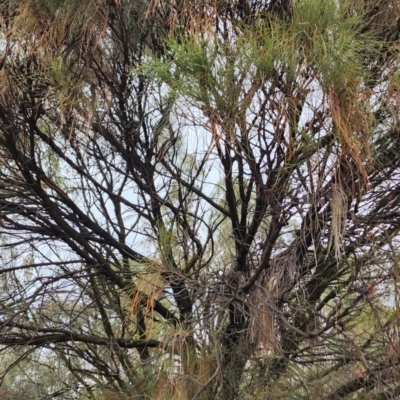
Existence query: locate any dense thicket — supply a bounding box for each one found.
[0,1,400,399]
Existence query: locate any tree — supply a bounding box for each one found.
[0,0,400,399]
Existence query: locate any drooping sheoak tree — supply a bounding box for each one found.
[0,1,400,399]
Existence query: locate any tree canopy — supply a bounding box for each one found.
[0,0,400,399]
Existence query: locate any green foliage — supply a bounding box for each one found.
[148,0,378,101]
